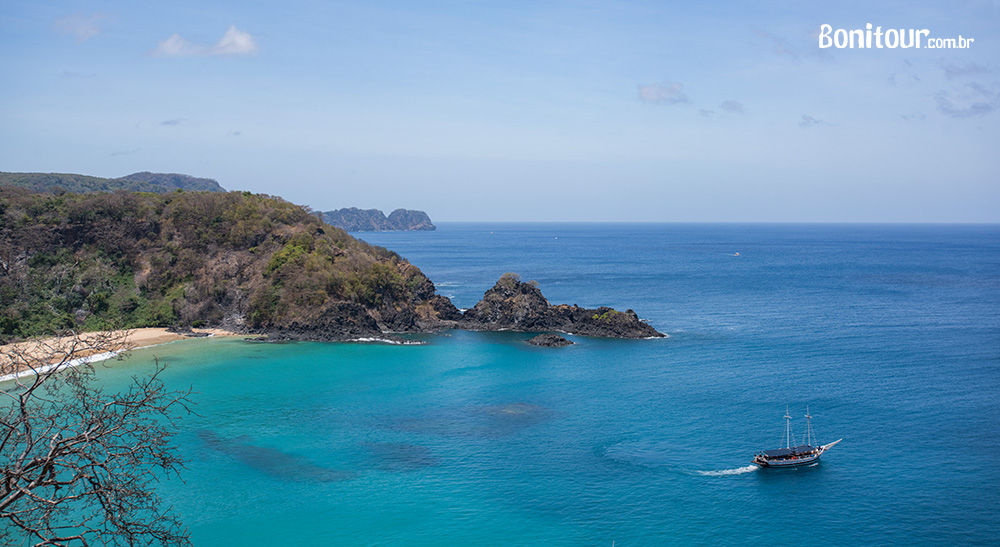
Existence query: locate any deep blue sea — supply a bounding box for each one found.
[80,224,1000,545]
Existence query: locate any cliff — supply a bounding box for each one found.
[0,187,457,343]
[321,208,435,232]
[0,171,226,194]
[461,273,664,339]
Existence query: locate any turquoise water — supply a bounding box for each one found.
[69,224,1000,545]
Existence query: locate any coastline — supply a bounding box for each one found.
[0,327,241,383]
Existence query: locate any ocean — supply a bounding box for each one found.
[75,223,1000,545]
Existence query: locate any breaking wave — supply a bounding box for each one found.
[1,351,120,384]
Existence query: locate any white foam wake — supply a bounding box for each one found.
[697,465,759,477]
[349,337,425,345]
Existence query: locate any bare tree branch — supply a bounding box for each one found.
[1,330,192,547]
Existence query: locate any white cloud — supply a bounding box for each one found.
[213,26,257,55]
[637,81,689,105]
[151,26,257,57]
[54,14,108,43]
[152,34,206,57]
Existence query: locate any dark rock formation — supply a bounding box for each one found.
[321,207,435,232]
[527,333,574,347]
[462,273,665,339]
[252,302,385,341]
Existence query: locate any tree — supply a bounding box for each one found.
[0,330,192,547]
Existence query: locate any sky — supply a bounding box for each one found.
[0,0,997,222]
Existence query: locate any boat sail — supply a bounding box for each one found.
[752,406,841,468]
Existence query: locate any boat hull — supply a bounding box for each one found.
[752,453,821,467]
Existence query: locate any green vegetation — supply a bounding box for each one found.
[0,187,442,342]
[0,171,225,194]
[592,309,625,322]
[497,272,521,289]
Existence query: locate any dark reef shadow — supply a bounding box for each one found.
[197,429,355,482]
[393,402,553,438]
[363,441,439,471]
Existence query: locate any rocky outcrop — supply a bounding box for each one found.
[461,273,665,339]
[321,208,435,232]
[527,334,574,347]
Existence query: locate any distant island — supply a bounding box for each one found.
[0,171,226,194]
[321,208,435,232]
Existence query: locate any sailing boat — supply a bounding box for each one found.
[752,406,842,468]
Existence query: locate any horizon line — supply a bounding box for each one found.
[429,219,1000,225]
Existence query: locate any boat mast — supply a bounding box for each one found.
[805,406,813,447]
[784,406,792,448]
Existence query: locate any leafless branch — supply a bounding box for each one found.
[1,331,192,547]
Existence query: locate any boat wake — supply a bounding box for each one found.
[696,465,759,477]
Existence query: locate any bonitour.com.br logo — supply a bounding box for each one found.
[819,23,975,49]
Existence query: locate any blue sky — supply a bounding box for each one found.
[1,0,997,222]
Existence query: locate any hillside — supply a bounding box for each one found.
[114,172,225,192]
[0,188,457,343]
[0,171,226,194]
[322,207,435,231]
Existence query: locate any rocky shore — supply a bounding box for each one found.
[459,273,664,339]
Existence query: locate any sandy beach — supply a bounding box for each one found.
[0,327,240,380]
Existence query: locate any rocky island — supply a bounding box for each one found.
[321,208,435,232]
